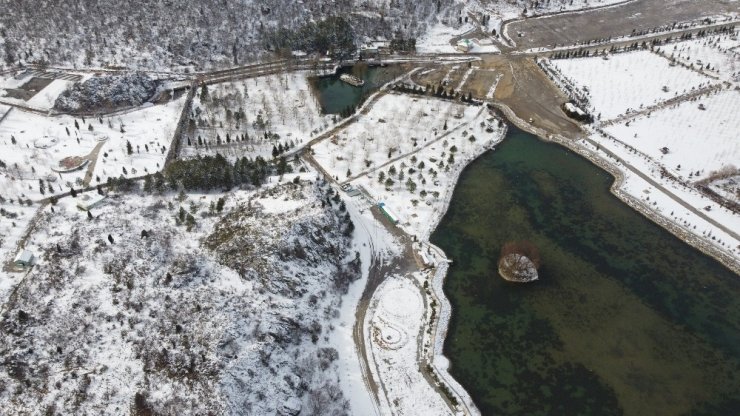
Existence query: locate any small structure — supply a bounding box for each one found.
[14,250,34,268]
[419,251,435,269]
[562,102,592,123]
[456,39,478,53]
[345,186,362,197]
[77,193,107,211]
[378,202,400,225]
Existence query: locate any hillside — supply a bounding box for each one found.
[0,178,360,415]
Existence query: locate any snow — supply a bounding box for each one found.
[655,32,740,83]
[314,93,506,240]
[182,72,332,161]
[0,96,186,205]
[328,189,402,415]
[365,274,451,416]
[26,79,75,110]
[581,131,740,258]
[313,93,480,182]
[603,88,740,182]
[417,22,476,54]
[548,50,717,120]
[1,178,360,415]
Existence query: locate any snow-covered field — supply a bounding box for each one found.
[312,93,507,239]
[350,110,505,240]
[581,126,740,258]
[417,22,476,54]
[313,94,481,181]
[655,32,740,83]
[182,72,332,161]
[548,51,717,120]
[25,79,76,110]
[366,273,452,415]
[467,0,631,33]
[0,177,362,415]
[0,96,186,203]
[603,88,740,182]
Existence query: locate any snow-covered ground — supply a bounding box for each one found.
[0,95,186,203]
[603,88,740,182]
[350,109,505,240]
[417,22,476,54]
[547,50,717,120]
[366,273,452,415]
[25,79,76,110]
[544,47,740,261]
[330,182,404,414]
[313,94,481,182]
[312,93,506,239]
[182,72,332,161]
[466,0,631,34]
[586,132,740,256]
[0,177,362,415]
[654,32,740,83]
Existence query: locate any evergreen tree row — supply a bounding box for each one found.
[163,154,270,191]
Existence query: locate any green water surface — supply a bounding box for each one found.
[430,128,740,415]
[312,65,402,114]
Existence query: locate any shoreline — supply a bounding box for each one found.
[490,102,740,275]
[415,100,739,415]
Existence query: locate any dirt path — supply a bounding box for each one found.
[599,83,725,127]
[82,141,107,186]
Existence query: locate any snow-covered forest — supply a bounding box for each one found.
[0,0,612,70]
[0,177,361,415]
[0,0,462,70]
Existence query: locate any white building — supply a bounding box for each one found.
[76,193,107,211]
[14,250,34,268]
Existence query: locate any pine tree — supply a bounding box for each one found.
[126,140,133,155]
[87,211,93,220]
[108,234,114,244]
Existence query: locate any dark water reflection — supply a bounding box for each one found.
[431,127,740,415]
[311,65,403,114]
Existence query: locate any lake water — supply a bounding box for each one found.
[312,65,405,114]
[430,127,740,415]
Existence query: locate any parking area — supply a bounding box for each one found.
[506,0,738,50]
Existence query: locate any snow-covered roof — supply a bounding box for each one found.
[76,193,107,210]
[564,102,586,116]
[14,249,33,264]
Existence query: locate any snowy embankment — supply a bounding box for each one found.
[0,177,362,415]
[181,72,332,161]
[542,47,740,268]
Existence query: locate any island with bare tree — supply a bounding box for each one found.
[498,241,541,282]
